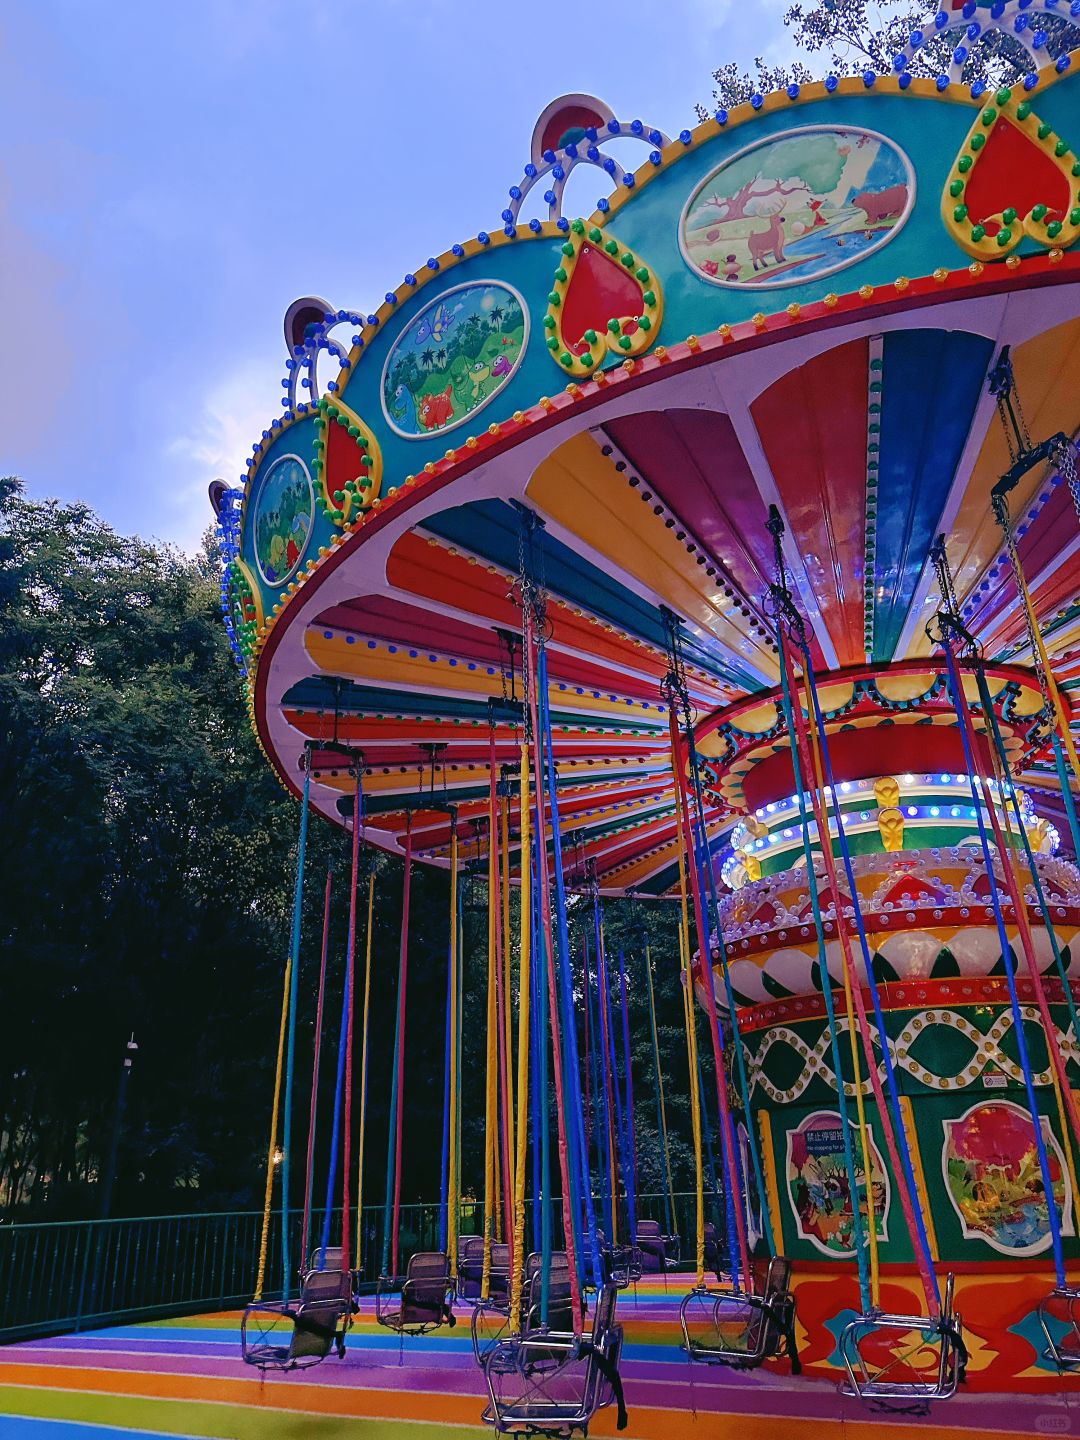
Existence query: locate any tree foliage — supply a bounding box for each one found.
[0,480,709,1224]
[699,0,1080,115]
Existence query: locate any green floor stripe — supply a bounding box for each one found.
[0,1387,486,1440]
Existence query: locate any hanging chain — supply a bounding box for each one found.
[928,534,981,660]
[988,346,1030,468]
[764,504,808,649]
[513,506,551,744]
[660,607,694,732]
[1056,436,1080,527]
[933,531,961,630]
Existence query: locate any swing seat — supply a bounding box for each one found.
[523,1252,576,1336]
[241,1263,355,1369]
[459,1236,487,1303]
[1037,1285,1080,1370]
[473,1294,514,1365]
[680,1256,799,1371]
[595,1232,640,1290]
[482,1281,627,1437]
[636,1220,678,1273]
[702,1222,723,1282]
[606,1245,643,1289]
[468,1244,515,1364]
[839,1274,966,1410]
[477,1253,575,1372]
[488,1242,512,1307]
[376,1252,457,1336]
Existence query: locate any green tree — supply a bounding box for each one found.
[0,476,724,1234]
[0,481,343,1216]
[699,0,1080,113]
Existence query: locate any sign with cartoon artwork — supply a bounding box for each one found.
[787,1110,889,1256]
[253,454,314,587]
[381,281,528,438]
[680,126,915,288]
[943,1101,1075,1256]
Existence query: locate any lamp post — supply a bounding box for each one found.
[99,1034,138,1220]
[75,1034,138,1331]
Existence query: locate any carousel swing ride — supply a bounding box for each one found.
[217,1,1080,1429]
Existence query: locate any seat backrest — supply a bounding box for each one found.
[458,1236,484,1273]
[408,1251,450,1280]
[301,1266,352,1304]
[525,1249,567,1277]
[523,1258,573,1333]
[403,1251,451,1320]
[637,1219,662,1239]
[591,1282,618,1341]
[763,1255,791,1296]
[308,1245,345,1271]
[490,1242,510,1271]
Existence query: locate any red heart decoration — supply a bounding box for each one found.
[964,116,1070,230]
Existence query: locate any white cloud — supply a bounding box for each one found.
[163,358,277,553]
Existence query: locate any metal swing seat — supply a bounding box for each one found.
[241,1247,356,1370]
[596,1230,642,1290]
[482,1280,627,1437]
[458,1240,511,1305]
[635,1218,679,1273]
[680,1255,800,1372]
[467,1242,514,1363]
[472,1251,580,1365]
[375,1251,457,1336]
[839,1273,967,1410]
[1037,1285,1080,1370]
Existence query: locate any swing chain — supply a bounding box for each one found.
[660,607,694,732]
[988,345,1030,466]
[926,537,985,665]
[1056,435,1080,528]
[514,505,549,637]
[764,505,809,651]
[989,497,1055,735]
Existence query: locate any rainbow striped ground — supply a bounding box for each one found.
[0,1280,1077,1438]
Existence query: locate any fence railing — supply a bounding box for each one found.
[0,1191,718,1343]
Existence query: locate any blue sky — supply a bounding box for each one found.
[1,0,793,552]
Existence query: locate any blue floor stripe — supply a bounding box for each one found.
[0,1419,199,1440]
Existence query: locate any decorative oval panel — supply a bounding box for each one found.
[786,1109,890,1257]
[253,454,315,588]
[943,1100,1074,1257]
[680,125,916,289]
[381,280,529,438]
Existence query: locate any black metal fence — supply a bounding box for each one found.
[0,1191,715,1343]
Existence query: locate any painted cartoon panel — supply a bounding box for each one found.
[253,454,314,587]
[787,1110,889,1256]
[680,125,915,288]
[943,1101,1075,1256]
[381,281,528,438]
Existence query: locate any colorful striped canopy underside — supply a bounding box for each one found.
[256,300,1080,895]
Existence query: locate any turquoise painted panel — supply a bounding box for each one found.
[242,415,325,615]
[610,94,978,332]
[238,71,1080,569]
[338,236,566,491]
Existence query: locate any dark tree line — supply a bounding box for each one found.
[0,478,713,1224]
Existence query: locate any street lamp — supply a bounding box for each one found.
[99,1034,138,1220]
